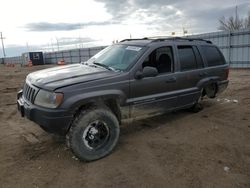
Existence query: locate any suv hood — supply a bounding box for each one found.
[26,64,120,90]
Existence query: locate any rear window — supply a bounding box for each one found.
[201,46,225,67]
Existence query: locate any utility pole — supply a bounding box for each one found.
[235,5,239,29]
[0,32,6,57]
[55,37,60,51]
[182,27,187,36]
[50,39,54,52]
[26,42,30,52]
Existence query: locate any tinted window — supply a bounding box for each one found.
[193,46,204,68]
[142,47,173,74]
[178,46,197,71]
[33,53,40,60]
[201,46,225,67]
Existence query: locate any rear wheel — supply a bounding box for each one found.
[68,107,120,161]
[189,89,204,113]
[205,83,217,98]
[190,102,203,113]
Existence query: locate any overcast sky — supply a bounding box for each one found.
[0,0,249,57]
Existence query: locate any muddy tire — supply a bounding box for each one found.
[189,90,204,113]
[190,102,203,113]
[205,83,217,98]
[68,107,120,161]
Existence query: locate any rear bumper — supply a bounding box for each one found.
[17,90,73,135]
[217,80,229,94]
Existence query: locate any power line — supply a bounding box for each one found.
[0,32,6,57]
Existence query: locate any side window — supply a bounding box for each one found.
[193,46,204,68]
[177,46,197,71]
[142,46,173,74]
[201,46,225,67]
[33,53,40,60]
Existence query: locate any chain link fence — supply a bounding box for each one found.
[44,46,106,64]
[2,28,250,68]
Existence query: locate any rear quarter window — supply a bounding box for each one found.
[201,46,225,67]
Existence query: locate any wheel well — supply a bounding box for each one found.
[203,82,218,98]
[66,99,122,135]
[73,99,121,124]
[104,99,122,124]
[67,102,94,134]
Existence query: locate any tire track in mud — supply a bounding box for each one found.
[0,65,250,188]
[6,108,17,120]
[0,87,18,93]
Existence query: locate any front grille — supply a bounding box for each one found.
[23,83,38,103]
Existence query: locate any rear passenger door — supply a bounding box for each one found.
[175,45,205,107]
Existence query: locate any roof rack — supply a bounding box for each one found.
[120,37,212,44]
[119,38,149,42]
[151,37,212,44]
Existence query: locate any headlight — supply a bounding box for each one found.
[34,89,63,108]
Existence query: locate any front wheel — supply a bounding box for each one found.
[68,107,120,161]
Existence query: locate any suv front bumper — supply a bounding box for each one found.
[17,90,73,135]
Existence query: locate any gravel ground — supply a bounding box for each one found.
[0,64,249,188]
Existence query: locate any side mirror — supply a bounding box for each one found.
[135,66,158,79]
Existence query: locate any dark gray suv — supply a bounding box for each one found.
[17,37,229,161]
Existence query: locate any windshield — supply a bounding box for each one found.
[86,45,145,71]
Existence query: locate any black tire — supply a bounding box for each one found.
[205,83,217,98]
[189,102,203,113]
[189,90,204,113]
[68,107,120,161]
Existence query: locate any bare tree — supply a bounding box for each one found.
[244,11,250,28]
[218,16,243,31]
[218,7,250,31]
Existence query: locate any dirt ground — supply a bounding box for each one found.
[0,64,249,188]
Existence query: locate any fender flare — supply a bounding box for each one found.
[61,89,127,113]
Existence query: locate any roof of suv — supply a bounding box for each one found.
[119,37,213,47]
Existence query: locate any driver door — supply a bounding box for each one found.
[128,46,178,118]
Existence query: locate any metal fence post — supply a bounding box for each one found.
[79,48,81,63]
[88,48,91,59]
[70,50,72,64]
[228,30,231,66]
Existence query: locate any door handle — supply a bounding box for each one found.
[165,77,176,83]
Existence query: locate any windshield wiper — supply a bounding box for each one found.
[93,62,115,71]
